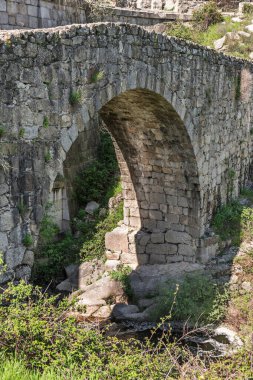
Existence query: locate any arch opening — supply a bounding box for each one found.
[100,89,201,266]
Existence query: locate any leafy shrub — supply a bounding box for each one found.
[154,273,228,324]
[43,116,49,129]
[165,22,194,41]
[193,2,224,31]
[74,129,120,206]
[110,264,132,297]
[22,234,33,247]
[18,128,25,138]
[78,201,123,261]
[212,193,253,245]
[90,70,104,83]
[243,2,253,14]
[69,90,82,106]
[0,126,5,138]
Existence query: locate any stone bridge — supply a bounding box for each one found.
[0,23,252,282]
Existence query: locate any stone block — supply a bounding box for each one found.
[28,4,38,16]
[29,16,39,28]
[150,192,165,203]
[0,1,6,12]
[150,254,166,264]
[149,210,162,220]
[105,225,129,252]
[0,232,8,252]
[165,230,191,244]
[150,232,164,243]
[121,252,138,265]
[22,250,34,266]
[105,250,120,260]
[0,12,8,24]
[166,254,184,263]
[178,244,195,257]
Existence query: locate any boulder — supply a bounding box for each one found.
[76,276,124,307]
[213,326,243,348]
[56,279,75,292]
[85,201,99,215]
[245,24,253,33]
[111,304,140,320]
[214,36,226,50]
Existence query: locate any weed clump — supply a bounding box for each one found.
[193,2,224,31]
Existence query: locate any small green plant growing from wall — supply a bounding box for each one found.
[91,70,104,83]
[69,90,82,106]
[0,126,5,139]
[22,234,33,248]
[17,200,27,217]
[44,151,51,163]
[18,128,25,138]
[43,116,49,129]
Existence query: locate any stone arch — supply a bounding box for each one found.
[100,88,200,266]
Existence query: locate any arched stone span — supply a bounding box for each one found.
[100,89,200,265]
[0,23,252,281]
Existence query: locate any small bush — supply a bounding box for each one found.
[18,128,25,138]
[44,151,51,163]
[90,70,104,83]
[110,265,132,297]
[243,2,253,14]
[69,90,82,106]
[154,273,228,324]
[22,234,33,247]
[74,129,119,206]
[0,126,5,138]
[165,22,194,41]
[193,2,224,31]
[43,116,49,129]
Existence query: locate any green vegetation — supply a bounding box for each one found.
[0,126,5,138]
[22,233,33,248]
[192,1,224,31]
[212,188,253,245]
[242,2,253,14]
[110,265,132,297]
[90,69,104,83]
[44,151,51,163]
[165,12,253,60]
[69,90,82,106]
[74,129,120,206]
[43,116,49,129]
[153,273,229,324]
[34,130,123,285]
[18,128,25,138]
[0,280,252,379]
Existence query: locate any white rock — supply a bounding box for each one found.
[213,326,243,347]
[232,16,242,22]
[238,30,251,38]
[245,24,253,33]
[85,201,100,214]
[214,36,226,50]
[249,52,253,59]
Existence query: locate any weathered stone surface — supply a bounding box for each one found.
[22,250,34,267]
[0,22,253,282]
[105,226,129,252]
[56,279,75,292]
[85,201,100,215]
[76,276,124,307]
[111,304,140,320]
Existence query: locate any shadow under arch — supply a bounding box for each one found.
[99,88,201,275]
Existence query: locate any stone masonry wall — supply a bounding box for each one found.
[0,23,252,282]
[0,0,87,30]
